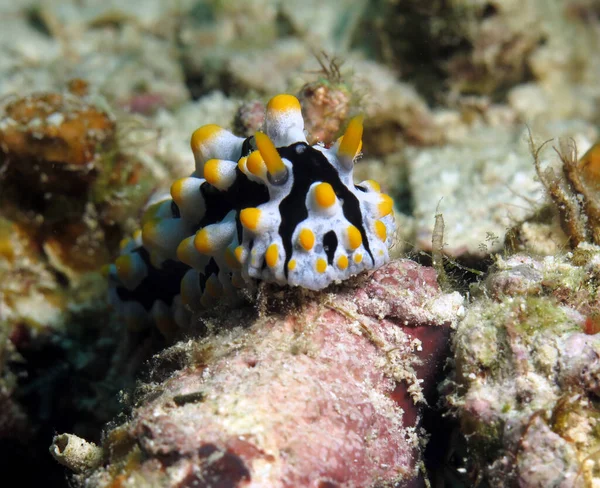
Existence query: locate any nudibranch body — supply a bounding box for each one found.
[106,94,395,332]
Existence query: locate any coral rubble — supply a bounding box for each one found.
[445,248,600,486]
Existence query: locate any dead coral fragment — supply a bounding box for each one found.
[0,85,165,341]
[50,433,103,474]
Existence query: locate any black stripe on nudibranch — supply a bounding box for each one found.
[224,167,270,243]
[277,143,373,277]
[323,231,338,265]
[116,247,189,310]
[170,200,181,218]
[198,181,231,228]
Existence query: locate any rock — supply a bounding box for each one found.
[66,260,463,487]
[0,91,115,196]
[407,119,598,259]
[445,246,600,486]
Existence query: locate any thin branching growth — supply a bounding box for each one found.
[307,51,344,85]
[527,128,597,246]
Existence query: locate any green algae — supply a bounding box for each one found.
[510,296,581,338]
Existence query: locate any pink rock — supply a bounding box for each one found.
[82,260,463,487]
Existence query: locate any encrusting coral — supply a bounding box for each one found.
[105,94,396,334]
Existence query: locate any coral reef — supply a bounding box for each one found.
[64,260,463,487]
[407,125,544,259]
[406,118,597,260]
[363,0,600,111]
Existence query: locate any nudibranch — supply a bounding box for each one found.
[105,94,395,333]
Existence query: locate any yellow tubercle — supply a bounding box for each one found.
[149,250,163,269]
[298,228,315,251]
[238,156,248,173]
[225,247,241,269]
[234,245,245,264]
[378,194,394,217]
[288,259,297,271]
[205,277,222,298]
[346,225,362,250]
[194,228,212,254]
[375,220,387,241]
[154,315,177,342]
[141,219,159,248]
[176,236,195,265]
[363,179,381,192]
[314,182,336,208]
[267,94,301,113]
[338,115,364,160]
[265,243,279,268]
[337,255,348,270]
[100,264,111,278]
[170,178,186,205]
[353,253,363,264]
[119,237,131,251]
[180,276,194,306]
[255,132,286,177]
[180,287,190,307]
[190,124,221,149]
[200,293,212,309]
[203,159,222,187]
[115,255,133,281]
[247,150,266,176]
[240,208,262,231]
[142,201,165,225]
[316,258,327,273]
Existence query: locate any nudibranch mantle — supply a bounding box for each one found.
[106,94,395,331]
